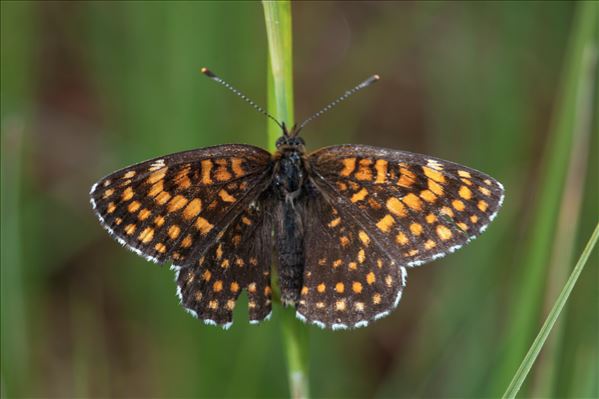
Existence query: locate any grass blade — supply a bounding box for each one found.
[502,222,599,399]
[262,2,310,399]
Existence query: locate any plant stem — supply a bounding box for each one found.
[502,222,599,399]
[262,2,310,399]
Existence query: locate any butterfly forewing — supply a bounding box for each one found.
[90,144,272,265]
[309,144,505,268]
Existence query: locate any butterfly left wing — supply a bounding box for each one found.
[297,186,407,329]
[89,144,272,266]
[295,144,504,329]
[308,144,504,268]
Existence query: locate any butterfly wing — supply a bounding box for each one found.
[90,144,272,264]
[309,144,504,266]
[175,192,274,327]
[90,144,275,327]
[297,144,504,328]
[298,184,407,329]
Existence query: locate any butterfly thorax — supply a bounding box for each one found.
[272,134,308,305]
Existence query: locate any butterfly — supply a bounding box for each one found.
[90,69,504,330]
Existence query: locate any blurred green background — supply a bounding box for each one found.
[1,1,597,398]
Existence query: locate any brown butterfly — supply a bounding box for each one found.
[90,69,504,330]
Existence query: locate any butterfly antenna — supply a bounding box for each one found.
[201,67,285,132]
[296,74,380,135]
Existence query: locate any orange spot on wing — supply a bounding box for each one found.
[478,200,489,212]
[373,293,382,304]
[124,224,136,235]
[138,227,154,244]
[398,167,416,187]
[422,166,445,183]
[354,159,373,181]
[424,239,436,250]
[479,186,491,196]
[182,198,202,220]
[436,225,452,241]
[148,180,164,197]
[351,188,368,203]
[218,189,236,203]
[340,158,356,177]
[200,160,213,184]
[230,158,246,177]
[154,242,167,253]
[358,230,370,246]
[138,208,151,220]
[167,195,188,212]
[128,201,141,213]
[352,281,363,294]
[458,170,471,178]
[420,189,437,203]
[335,282,345,293]
[376,214,395,233]
[375,159,388,183]
[386,197,407,217]
[168,225,181,240]
[428,179,444,196]
[410,223,423,236]
[366,272,376,285]
[402,193,423,211]
[195,217,214,235]
[214,159,232,181]
[147,168,167,185]
[440,206,454,218]
[122,187,134,201]
[452,199,466,211]
[155,191,171,205]
[180,235,193,248]
[459,185,472,200]
[396,232,409,245]
[328,217,341,228]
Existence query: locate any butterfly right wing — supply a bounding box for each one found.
[175,191,274,327]
[89,144,273,266]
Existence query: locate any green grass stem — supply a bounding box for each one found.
[502,222,599,399]
[262,2,310,399]
[491,2,598,394]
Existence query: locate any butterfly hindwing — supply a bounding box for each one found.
[297,184,407,329]
[175,192,274,327]
[89,144,272,266]
[308,144,505,268]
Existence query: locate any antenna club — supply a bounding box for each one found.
[201,67,216,78]
[373,74,380,80]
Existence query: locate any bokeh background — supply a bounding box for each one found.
[1,1,597,398]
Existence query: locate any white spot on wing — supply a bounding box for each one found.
[222,322,233,330]
[331,323,348,330]
[353,320,369,328]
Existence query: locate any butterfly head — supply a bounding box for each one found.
[276,123,305,152]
